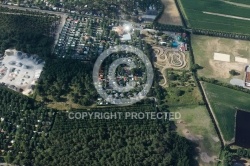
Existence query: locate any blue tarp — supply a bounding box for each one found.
[172,42,178,47]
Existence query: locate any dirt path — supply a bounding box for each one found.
[53,14,67,48]
[221,0,250,8]
[0,11,56,17]
[158,0,182,25]
[153,46,186,87]
[203,11,250,21]
[0,4,65,16]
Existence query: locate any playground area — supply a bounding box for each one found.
[141,29,188,51]
[0,49,44,95]
[153,46,187,87]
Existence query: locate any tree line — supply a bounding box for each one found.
[223,146,250,166]
[199,77,250,95]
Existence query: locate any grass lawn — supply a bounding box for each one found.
[170,105,221,165]
[203,82,250,142]
[192,35,250,83]
[178,0,250,34]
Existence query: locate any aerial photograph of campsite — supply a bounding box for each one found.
[0,0,249,165]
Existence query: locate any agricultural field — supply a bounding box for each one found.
[192,35,250,82]
[203,82,250,142]
[178,0,250,34]
[158,0,183,25]
[170,106,221,165]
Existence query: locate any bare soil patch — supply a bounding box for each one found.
[209,60,245,79]
[158,0,182,25]
[173,106,221,166]
[180,123,218,164]
[200,152,217,164]
[192,35,250,82]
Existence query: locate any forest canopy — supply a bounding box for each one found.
[36,59,98,106]
[0,7,59,58]
[0,91,197,165]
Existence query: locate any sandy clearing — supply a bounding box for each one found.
[235,57,248,63]
[214,53,230,62]
[203,11,250,21]
[182,128,218,164]
[182,129,202,141]
[192,35,250,83]
[221,0,250,8]
[209,59,245,79]
[174,109,220,166]
[210,135,220,142]
[200,152,217,163]
[158,0,182,25]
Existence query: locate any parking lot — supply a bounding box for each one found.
[0,49,44,95]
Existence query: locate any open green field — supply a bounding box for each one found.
[178,0,250,34]
[165,86,203,106]
[170,106,221,165]
[203,82,250,142]
[192,35,250,83]
[164,69,203,106]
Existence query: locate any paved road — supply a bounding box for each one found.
[0,4,68,49]
[0,4,67,16]
[0,4,150,30]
